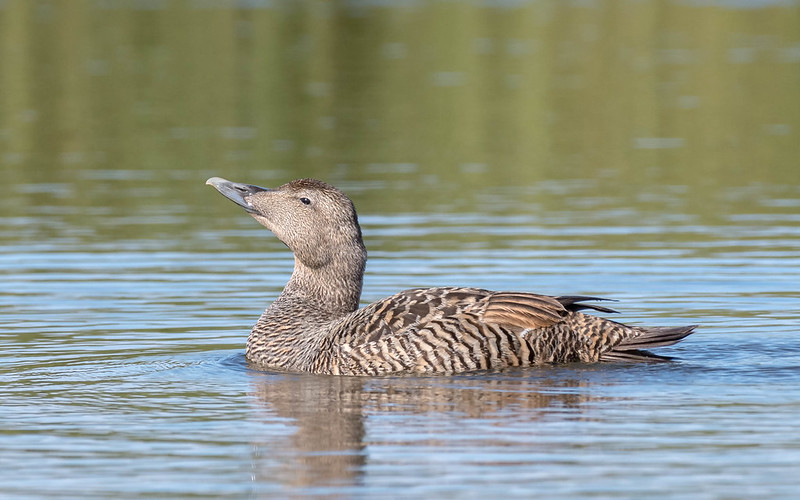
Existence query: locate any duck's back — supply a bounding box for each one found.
[308,287,692,375]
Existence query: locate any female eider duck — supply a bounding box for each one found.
[206,177,696,375]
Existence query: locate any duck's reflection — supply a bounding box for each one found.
[248,370,608,490]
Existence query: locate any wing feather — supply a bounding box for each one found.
[482,292,567,329]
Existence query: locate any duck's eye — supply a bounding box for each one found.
[299,197,311,205]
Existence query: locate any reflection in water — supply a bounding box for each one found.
[249,371,605,489]
[251,375,368,489]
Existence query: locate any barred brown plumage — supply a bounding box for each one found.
[206,177,697,375]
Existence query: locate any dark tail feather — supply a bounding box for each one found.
[601,349,674,362]
[556,295,620,314]
[602,325,697,362]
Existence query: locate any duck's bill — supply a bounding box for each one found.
[206,177,270,213]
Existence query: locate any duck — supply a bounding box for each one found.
[206,177,696,375]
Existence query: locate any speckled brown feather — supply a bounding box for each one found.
[207,177,697,376]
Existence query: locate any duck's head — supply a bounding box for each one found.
[206,177,365,269]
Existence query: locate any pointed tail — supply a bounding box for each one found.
[602,325,698,362]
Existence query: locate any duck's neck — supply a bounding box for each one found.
[280,251,366,319]
[247,244,366,369]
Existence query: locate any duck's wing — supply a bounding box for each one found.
[321,287,612,374]
[319,288,693,374]
[329,287,480,345]
[332,287,603,345]
[480,292,570,328]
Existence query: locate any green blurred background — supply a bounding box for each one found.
[1,0,798,226]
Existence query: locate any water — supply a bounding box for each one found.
[2,1,800,498]
[4,179,800,499]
